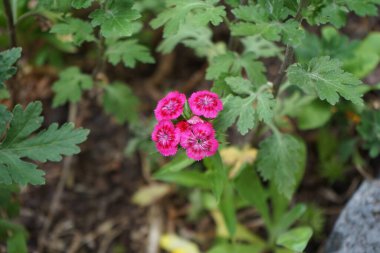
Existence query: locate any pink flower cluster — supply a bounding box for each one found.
[152,90,223,161]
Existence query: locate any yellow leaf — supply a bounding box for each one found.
[131,184,171,207]
[220,146,257,178]
[160,234,200,253]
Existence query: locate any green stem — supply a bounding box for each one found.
[2,0,17,47]
[272,0,307,98]
[16,10,42,24]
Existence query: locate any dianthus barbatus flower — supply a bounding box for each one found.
[154,91,186,121]
[176,121,190,133]
[152,120,180,156]
[188,90,223,119]
[180,122,219,161]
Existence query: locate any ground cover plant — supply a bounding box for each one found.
[1,0,380,252]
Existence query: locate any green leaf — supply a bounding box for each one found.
[150,0,226,37]
[0,48,22,89]
[219,182,236,237]
[52,67,93,107]
[287,56,363,105]
[206,51,267,85]
[0,105,12,136]
[106,39,154,68]
[72,0,95,9]
[234,165,271,226]
[50,18,95,46]
[256,133,306,199]
[344,32,380,78]
[242,36,282,59]
[156,170,210,188]
[0,163,12,184]
[276,204,307,233]
[357,109,380,158]
[345,0,380,16]
[206,52,238,80]
[7,231,28,253]
[204,152,227,202]
[2,102,43,146]
[38,0,71,12]
[225,76,253,95]
[102,82,140,123]
[89,0,141,38]
[215,85,275,135]
[154,151,195,177]
[208,242,263,253]
[276,226,313,252]
[291,99,333,130]
[231,22,282,41]
[216,95,255,135]
[8,123,89,162]
[231,7,304,46]
[0,102,89,186]
[157,24,213,56]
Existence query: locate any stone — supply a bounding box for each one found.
[325,180,380,253]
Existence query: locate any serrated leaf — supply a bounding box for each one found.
[287,56,363,105]
[50,18,95,46]
[102,82,139,123]
[52,67,93,107]
[240,53,267,85]
[0,163,12,185]
[9,123,89,162]
[72,0,94,9]
[206,52,237,80]
[225,77,253,95]
[232,4,268,23]
[158,24,213,56]
[357,109,380,158]
[206,51,267,85]
[106,39,154,68]
[89,1,141,38]
[345,0,380,16]
[215,80,275,135]
[216,95,255,135]
[0,153,45,185]
[150,0,226,37]
[256,133,306,199]
[0,48,22,88]
[0,105,12,136]
[242,36,282,59]
[256,92,275,122]
[2,102,43,146]
[0,102,89,186]
[276,226,313,252]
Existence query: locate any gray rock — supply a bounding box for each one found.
[326,180,380,253]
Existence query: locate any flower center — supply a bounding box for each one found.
[196,95,215,108]
[162,100,178,112]
[157,129,173,146]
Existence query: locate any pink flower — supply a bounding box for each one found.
[154,91,186,121]
[187,116,204,125]
[188,91,223,119]
[180,122,219,161]
[176,121,190,133]
[152,120,180,156]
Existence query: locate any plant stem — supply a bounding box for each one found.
[272,0,307,97]
[3,0,17,47]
